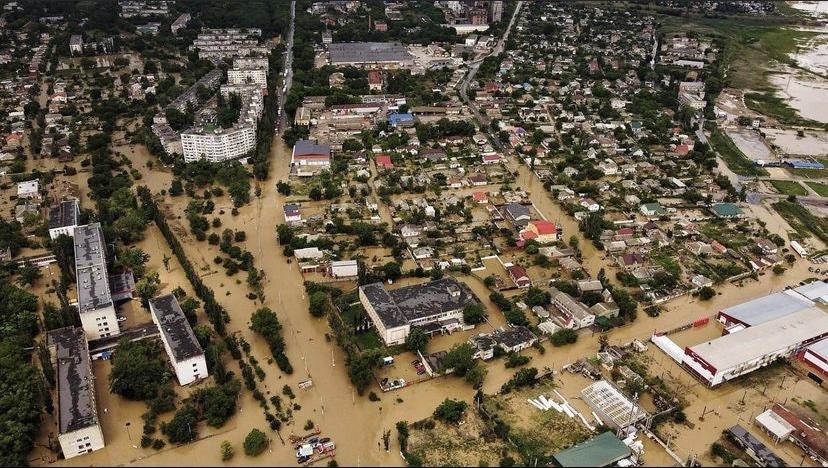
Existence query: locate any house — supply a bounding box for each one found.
[472,191,488,204]
[375,154,393,170]
[507,265,531,289]
[330,260,359,278]
[549,286,594,329]
[367,70,383,92]
[469,333,497,360]
[577,279,603,293]
[481,154,502,164]
[359,278,482,346]
[292,140,331,167]
[501,203,531,227]
[521,220,559,243]
[492,326,537,353]
[580,198,601,212]
[640,202,666,218]
[754,404,828,464]
[17,179,40,199]
[756,238,778,255]
[149,294,208,385]
[283,203,302,223]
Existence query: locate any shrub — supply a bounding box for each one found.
[433,399,467,423]
[220,440,235,461]
[243,429,268,456]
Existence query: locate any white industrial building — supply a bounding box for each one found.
[149,294,208,385]
[683,307,828,387]
[48,199,80,240]
[47,327,105,459]
[73,224,120,340]
[581,380,647,430]
[330,260,358,278]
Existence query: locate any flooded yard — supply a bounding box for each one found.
[764,127,828,156]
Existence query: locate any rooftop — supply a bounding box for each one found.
[73,224,113,314]
[727,425,786,467]
[329,42,412,64]
[553,432,632,467]
[690,307,828,372]
[150,294,204,362]
[49,199,79,230]
[719,289,814,326]
[47,327,99,434]
[360,277,480,328]
[293,139,331,158]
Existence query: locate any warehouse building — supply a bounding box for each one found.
[149,294,208,385]
[797,337,828,387]
[359,277,481,345]
[328,42,414,68]
[74,224,120,340]
[47,327,105,459]
[684,307,828,387]
[581,380,647,430]
[716,288,814,331]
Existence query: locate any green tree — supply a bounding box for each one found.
[699,286,715,300]
[249,308,292,373]
[243,428,268,456]
[433,399,467,423]
[462,303,485,324]
[109,339,168,400]
[220,440,235,461]
[404,327,429,353]
[135,271,161,308]
[16,263,42,287]
[309,291,328,317]
[117,247,150,277]
[162,404,198,443]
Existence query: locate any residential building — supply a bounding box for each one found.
[507,264,531,289]
[492,326,537,353]
[490,0,503,22]
[367,70,383,92]
[171,12,191,34]
[47,327,105,459]
[521,220,559,243]
[69,35,83,55]
[549,286,594,329]
[359,278,481,345]
[755,404,828,464]
[17,179,39,199]
[49,199,80,240]
[149,294,208,385]
[726,425,786,467]
[500,202,530,227]
[181,125,256,163]
[73,224,120,340]
[330,260,358,278]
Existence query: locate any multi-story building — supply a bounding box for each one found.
[73,224,120,340]
[119,0,169,18]
[490,0,503,22]
[359,277,482,345]
[181,125,256,163]
[48,199,80,240]
[149,294,208,385]
[69,35,83,55]
[227,67,267,86]
[549,286,595,329]
[170,12,191,34]
[47,327,105,459]
[191,28,271,60]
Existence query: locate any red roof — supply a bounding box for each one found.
[520,230,538,240]
[376,154,393,169]
[473,191,487,201]
[508,264,528,279]
[675,144,689,155]
[368,71,382,84]
[530,220,557,235]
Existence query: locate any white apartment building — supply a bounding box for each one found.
[48,327,105,459]
[227,67,267,86]
[549,286,595,329]
[73,224,120,340]
[149,294,208,385]
[181,125,256,163]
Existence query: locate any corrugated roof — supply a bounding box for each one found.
[720,289,813,326]
[553,432,631,467]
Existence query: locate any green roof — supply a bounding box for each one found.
[711,203,743,217]
[641,202,665,214]
[553,432,632,467]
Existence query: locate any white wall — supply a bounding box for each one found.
[59,424,105,459]
[173,355,209,385]
[79,306,119,340]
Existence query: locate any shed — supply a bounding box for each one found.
[552,432,632,467]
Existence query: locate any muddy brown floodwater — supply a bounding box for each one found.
[34,132,824,467]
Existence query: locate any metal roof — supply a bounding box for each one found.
[47,327,99,434]
[360,278,480,328]
[719,289,813,326]
[553,432,632,467]
[691,307,828,372]
[150,294,204,362]
[329,42,412,64]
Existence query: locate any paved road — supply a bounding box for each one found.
[459,1,523,151]
[276,0,296,132]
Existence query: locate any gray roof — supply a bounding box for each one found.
[150,294,204,362]
[361,277,480,328]
[47,327,99,434]
[502,203,530,221]
[49,199,79,230]
[293,139,330,157]
[74,224,114,314]
[726,425,786,467]
[329,42,412,65]
[793,281,828,303]
[719,289,813,326]
[492,326,536,348]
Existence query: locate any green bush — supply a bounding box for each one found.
[243,429,268,456]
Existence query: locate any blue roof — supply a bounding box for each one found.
[785,160,825,169]
[388,113,413,123]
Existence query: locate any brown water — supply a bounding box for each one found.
[34,133,823,467]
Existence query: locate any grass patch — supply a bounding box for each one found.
[768,179,808,196]
[709,128,768,177]
[353,329,384,351]
[772,200,828,244]
[806,181,828,197]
